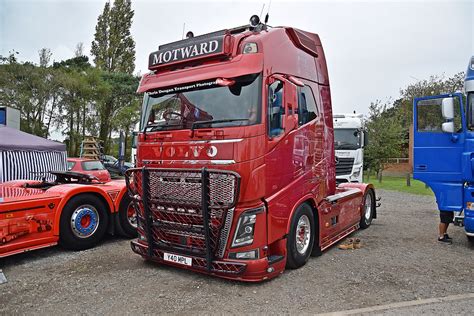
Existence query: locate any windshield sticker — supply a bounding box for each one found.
[149,80,218,96]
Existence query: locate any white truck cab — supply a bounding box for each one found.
[333,113,367,183]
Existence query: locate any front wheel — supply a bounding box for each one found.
[118,194,138,238]
[286,203,315,269]
[59,194,108,250]
[360,189,375,229]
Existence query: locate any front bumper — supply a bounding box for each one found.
[464,210,474,235]
[131,240,285,282]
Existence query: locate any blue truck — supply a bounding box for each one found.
[413,56,474,243]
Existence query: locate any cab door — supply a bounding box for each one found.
[413,93,466,211]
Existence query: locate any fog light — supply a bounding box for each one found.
[229,249,259,260]
[267,267,274,273]
[243,43,258,54]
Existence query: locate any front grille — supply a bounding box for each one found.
[335,157,354,176]
[125,167,240,270]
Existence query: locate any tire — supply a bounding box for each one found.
[360,189,375,229]
[59,194,108,250]
[286,203,315,269]
[118,194,138,238]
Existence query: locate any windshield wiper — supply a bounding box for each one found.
[191,118,249,131]
[334,141,359,150]
[145,123,184,132]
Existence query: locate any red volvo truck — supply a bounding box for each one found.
[126,17,377,281]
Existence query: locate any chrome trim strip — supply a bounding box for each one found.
[171,160,236,165]
[326,188,362,203]
[165,138,244,145]
[143,160,236,165]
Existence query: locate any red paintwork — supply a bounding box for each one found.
[0,178,128,258]
[133,26,375,281]
[67,158,112,183]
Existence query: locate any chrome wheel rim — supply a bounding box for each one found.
[70,204,99,238]
[127,202,138,228]
[295,215,311,255]
[364,193,372,221]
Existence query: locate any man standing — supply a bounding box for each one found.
[438,211,453,243]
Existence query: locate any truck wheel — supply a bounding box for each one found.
[360,189,375,229]
[286,203,315,269]
[118,194,138,238]
[59,194,108,250]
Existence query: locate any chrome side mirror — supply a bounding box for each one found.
[441,98,454,119]
[442,121,454,133]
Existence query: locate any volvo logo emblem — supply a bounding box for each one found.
[335,157,339,165]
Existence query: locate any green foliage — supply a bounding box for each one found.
[91,0,136,74]
[0,51,140,157]
[365,72,466,168]
[365,100,406,173]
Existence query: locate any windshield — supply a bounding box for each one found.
[82,161,106,171]
[334,128,361,149]
[141,73,262,131]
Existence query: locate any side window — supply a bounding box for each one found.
[298,86,318,126]
[268,80,284,137]
[417,97,462,133]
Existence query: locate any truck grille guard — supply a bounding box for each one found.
[125,167,242,273]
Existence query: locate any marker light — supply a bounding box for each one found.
[243,43,258,54]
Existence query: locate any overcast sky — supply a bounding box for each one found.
[0,0,473,115]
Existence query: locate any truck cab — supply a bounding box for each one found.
[413,56,474,242]
[333,113,366,183]
[127,18,376,281]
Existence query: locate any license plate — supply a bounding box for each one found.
[163,252,192,266]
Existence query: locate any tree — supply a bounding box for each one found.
[91,0,137,152]
[364,100,406,178]
[91,0,135,74]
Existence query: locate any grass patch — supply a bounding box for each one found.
[364,174,433,196]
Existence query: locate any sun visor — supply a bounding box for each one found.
[138,53,263,93]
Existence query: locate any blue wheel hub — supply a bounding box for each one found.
[70,205,99,238]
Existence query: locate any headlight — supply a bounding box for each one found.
[231,206,264,247]
[352,167,361,178]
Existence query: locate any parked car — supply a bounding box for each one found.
[67,158,111,182]
[102,155,134,177]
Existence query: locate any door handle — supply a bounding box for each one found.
[415,164,427,170]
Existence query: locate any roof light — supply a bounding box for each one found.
[243,42,258,54]
[216,78,235,86]
[249,15,260,27]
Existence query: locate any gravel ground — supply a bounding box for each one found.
[1,189,473,315]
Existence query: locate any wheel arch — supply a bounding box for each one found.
[285,195,320,235]
[339,182,377,219]
[52,190,113,236]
